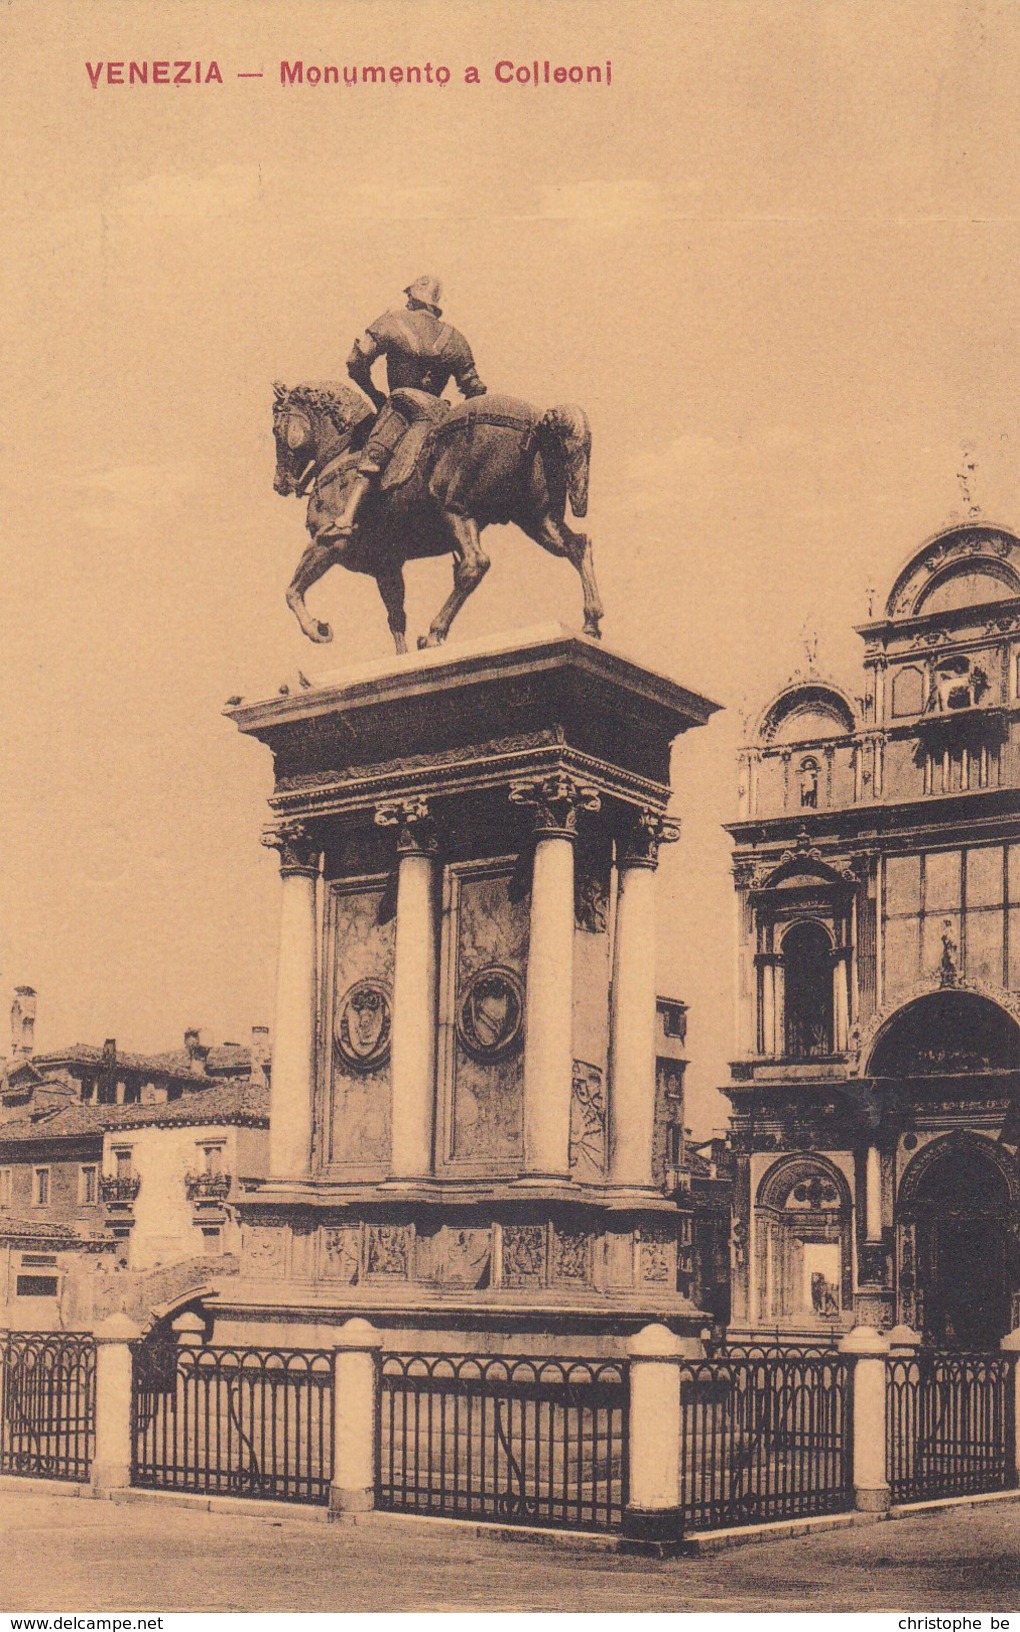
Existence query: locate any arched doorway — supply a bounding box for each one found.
[900,1137,1015,1349]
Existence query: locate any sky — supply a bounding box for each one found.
[1,0,1018,1133]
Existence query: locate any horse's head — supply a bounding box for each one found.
[272,380,374,496]
[272,383,314,495]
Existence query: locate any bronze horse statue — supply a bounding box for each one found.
[272,381,604,651]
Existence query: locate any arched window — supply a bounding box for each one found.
[783,921,834,1058]
[799,757,820,808]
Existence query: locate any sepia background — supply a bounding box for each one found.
[1,0,1017,1135]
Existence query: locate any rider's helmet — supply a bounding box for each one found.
[404,275,443,316]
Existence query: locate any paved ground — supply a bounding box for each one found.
[1,1491,1019,1612]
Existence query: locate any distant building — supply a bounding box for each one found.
[724,522,1020,1347]
[0,1001,270,1330]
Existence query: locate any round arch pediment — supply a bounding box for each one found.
[884,523,1020,621]
[897,1129,1019,1214]
[757,681,857,747]
[859,984,1020,1078]
[756,1153,853,1213]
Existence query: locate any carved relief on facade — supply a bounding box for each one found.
[639,1223,675,1284]
[501,1223,546,1286]
[320,1224,361,1284]
[574,836,611,933]
[365,1223,410,1278]
[327,884,395,1169]
[242,1226,287,1278]
[431,1226,492,1288]
[552,1226,592,1284]
[569,1060,606,1181]
[445,867,528,1167]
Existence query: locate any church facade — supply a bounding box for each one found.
[725,522,1020,1348]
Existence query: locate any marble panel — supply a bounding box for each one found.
[448,869,528,1165]
[328,884,394,1168]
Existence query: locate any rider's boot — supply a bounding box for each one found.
[331,473,374,538]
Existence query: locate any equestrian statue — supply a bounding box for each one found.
[272,276,604,652]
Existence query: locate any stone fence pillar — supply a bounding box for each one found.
[330,1317,382,1516]
[839,1324,891,1511]
[624,1322,701,1546]
[1000,1327,1020,1487]
[91,1312,141,1493]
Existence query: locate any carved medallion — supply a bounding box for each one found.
[334,978,392,1072]
[456,965,525,1062]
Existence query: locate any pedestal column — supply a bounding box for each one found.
[375,799,439,1181]
[510,774,600,1181]
[264,825,320,1180]
[609,810,678,1190]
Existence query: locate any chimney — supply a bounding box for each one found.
[11,987,37,1057]
[183,1027,210,1074]
[250,1024,271,1085]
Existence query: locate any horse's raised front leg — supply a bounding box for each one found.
[525,515,603,639]
[420,514,490,648]
[376,568,409,655]
[285,536,343,644]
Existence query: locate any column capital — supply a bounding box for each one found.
[509,772,601,839]
[374,797,439,855]
[262,822,320,876]
[621,808,680,869]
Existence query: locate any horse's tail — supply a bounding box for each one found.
[541,404,590,519]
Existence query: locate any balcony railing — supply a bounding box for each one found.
[99,1174,140,1204]
[184,1172,232,1203]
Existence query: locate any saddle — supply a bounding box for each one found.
[379,392,451,493]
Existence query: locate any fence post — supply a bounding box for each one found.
[623,1322,701,1546]
[838,1324,891,1512]
[91,1312,142,1494]
[329,1317,382,1516]
[1000,1326,1020,1487]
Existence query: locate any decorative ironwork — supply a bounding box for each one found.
[887,1352,1017,1503]
[184,1172,232,1202]
[132,1341,333,1505]
[679,1352,852,1531]
[100,1175,141,1203]
[376,1354,627,1533]
[0,1331,95,1482]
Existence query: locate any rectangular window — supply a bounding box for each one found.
[966,910,1004,986]
[16,1275,58,1298]
[201,1226,222,1256]
[886,855,921,917]
[200,1143,224,1176]
[967,846,1005,909]
[1009,846,1020,906]
[924,849,962,913]
[33,1167,50,1207]
[0,1168,11,1207]
[114,1147,132,1177]
[884,917,920,997]
[79,1165,98,1204]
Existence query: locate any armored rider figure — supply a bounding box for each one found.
[335,275,487,536]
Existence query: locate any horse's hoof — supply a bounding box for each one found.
[584,620,603,640]
[312,621,333,643]
[417,635,428,651]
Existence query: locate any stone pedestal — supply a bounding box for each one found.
[222,626,719,1350]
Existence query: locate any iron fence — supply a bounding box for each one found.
[0,1331,95,1482]
[133,1340,333,1505]
[887,1351,1016,1503]
[377,1354,628,1532]
[679,1351,852,1530]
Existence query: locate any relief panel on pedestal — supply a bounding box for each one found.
[439,862,528,1170]
[325,881,394,1172]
